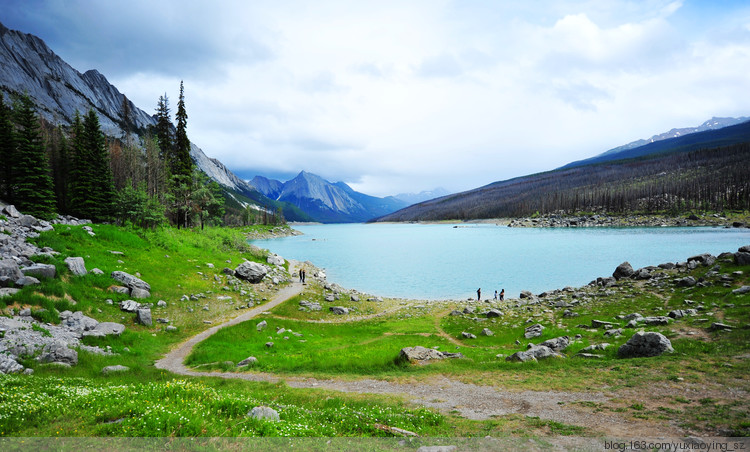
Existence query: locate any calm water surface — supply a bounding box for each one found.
[251,224,750,300]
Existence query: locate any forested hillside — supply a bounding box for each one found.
[376,143,750,222]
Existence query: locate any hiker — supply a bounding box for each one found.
[499,289,504,301]
[477,288,481,301]
[494,290,498,300]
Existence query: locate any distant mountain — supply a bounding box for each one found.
[376,121,750,222]
[0,21,314,221]
[394,188,451,206]
[562,117,750,169]
[252,171,407,223]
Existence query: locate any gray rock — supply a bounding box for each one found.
[247,406,280,421]
[0,287,20,298]
[604,328,623,337]
[21,263,56,279]
[63,257,87,276]
[613,262,635,280]
[524,323,544,339]
[688,253,716,267]
[0,354,23,374]
[157,300,167,307]
[329,306,349,315]
[519,290,534,299]
[15,275,40,286]
[710,322,733,331]
[3,204,20,218]
[136,308,152,326]
[735,252,750,266]
[237,356,258,366]
[256,320,267,331]
[119,300,140,312]
[111,271,151,291]
[91,268,104,275]
[62,311,99,332]
[591,319,615,329]
[0,259,23,282]
[668,309,697,319]
[265,342,274,348]
[130,287,151,299]
[576,353,604,359]
[83,322,125,337]
[480,328,494,336]
[399,346,445,362]
[166,325,177,332]
[580,343,610,352]
[617,332,674,358]
[38,342,78,365]
[102,365,129,375]
[506,344,563,362]
[350,294,360,302]
[449,310,463,316]
[461,331,477,339]
[234,261,268,283]
[299,300,322,311]
[731,286,750,295]
[539,336,570,352]
[266,254,284,266]
[110,286,130,295]
[641,316,670,326]
[676,276,697,287]
[486,309,502,318]
[324,294,335,302]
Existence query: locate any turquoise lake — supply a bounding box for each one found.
[250,224,750,301]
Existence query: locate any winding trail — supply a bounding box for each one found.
[155,266,683,438]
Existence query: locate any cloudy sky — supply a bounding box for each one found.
[4,1,750,197]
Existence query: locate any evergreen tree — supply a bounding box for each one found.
[83,109,116,221]
[174,81,193,177]
[190,170,225,229]
[12,94,56,218]
[0,95,15,202]
[68,112,90,217]
[155,94,173,161]
[47,125,70,214]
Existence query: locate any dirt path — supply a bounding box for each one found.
[155,268,684,438]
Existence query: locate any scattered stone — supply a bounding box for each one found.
[641,316,670,326]
[130,287,151,299]
[91,268,104,275]
[257,320,267,331]
[676,276,697,287]
[119,300,140,312]
[591,319,615,329]
[266,254,284,266]
[461,331,477,339]
[110,285,130,295]
[102,365,129,375]
[0,354,23,374]
[576,353,604,359]
[329,306,349,315]
[480,328,494,336]
[668,309,697,319]
[524,323,544,339]
[157,300,167,307]
[265,342,274,348]
[399,346,445,363]
[63,257,87,276]
[617,332,674,358]
[21,263,56,279]
[111,271,151,292]
[506,344,564,362]
[38,342,78,365]
[710,322,733,331]
[299,300,322,311]
[136,308,152,327]
[486,309,502,318]
[731,286,750,295]
[539,336,570,352]
[604,328,623,338]
[237,356,258,366]
[166,326,177,332]
[580,343,610,352]
[247,406,280,421]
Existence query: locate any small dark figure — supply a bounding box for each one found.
[302,269,306,284]
[477,288,481,301]
[299,269,303,283]
[494,290,498,300]
[499,289,504,301]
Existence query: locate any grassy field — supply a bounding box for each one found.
[0,222,748,438]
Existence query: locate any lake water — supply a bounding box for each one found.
[250,224,750,301]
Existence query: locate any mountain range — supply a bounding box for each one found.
[0,21,418,223]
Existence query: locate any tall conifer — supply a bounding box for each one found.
[12,94,56,218]
[83,109,116,221]
[155,94,172,161]
[174,81,192,177]
[0,95,15,201]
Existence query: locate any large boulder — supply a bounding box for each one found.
[3,205,20,218]
[539,336,570,352]
[119,300,140,312]
[0,259,23,282]
[247,406,280,421]
[63,257,87,276]
[329,306,349,315]
[61,311,99,332]
[524,323,544,339]
[136,308,153,327]
[266,254,285,266]
[130,287,151,299]
[111,271,151,292]
[234,261,268,283]
[613,262,635,280]
[21,263,56,279]
[399,346,445,363]
[0,354,23,374]
[736,252,750,266]
[617,332,674,358]
[687,253,716,267]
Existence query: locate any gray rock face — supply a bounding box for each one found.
[102,365,129,375]
[136,308,152,326]
[256,320,267,331]
[38,342,78,365]
[21,263,56,279]
[399,346,445,362]
[63,257,87,276]
[688,253,716,267]
[234,261,268,283]
[247,406,280,421]
[111,271,151,291]
[3,205,20,218]
[641,316,670,326]
[736,252,750,266]
[329,306,349,315]
[61,311,98,332]
[617,332,674,358]
[266,254,284,266]
[613,262,635,280]
[299,300,322,311]
[524,323,544,339]
[130,287,151,299]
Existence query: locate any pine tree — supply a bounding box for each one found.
[83,109,116,221]
[12,94,56,218]
[0,95,15,202]
[68,111,95,219]
[174,81,193,177]
[155,94,173,162]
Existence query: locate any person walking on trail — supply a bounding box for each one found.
[494,290,498,300]
[477,288,481,301]
[299,269,303,283]
[301,269,306,284]
[499,289,504,301]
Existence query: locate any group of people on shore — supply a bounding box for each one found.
[298,268,306,284]
[477,288,504,301]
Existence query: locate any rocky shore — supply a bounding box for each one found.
[506,212,750,228]
[244,225,303,240]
